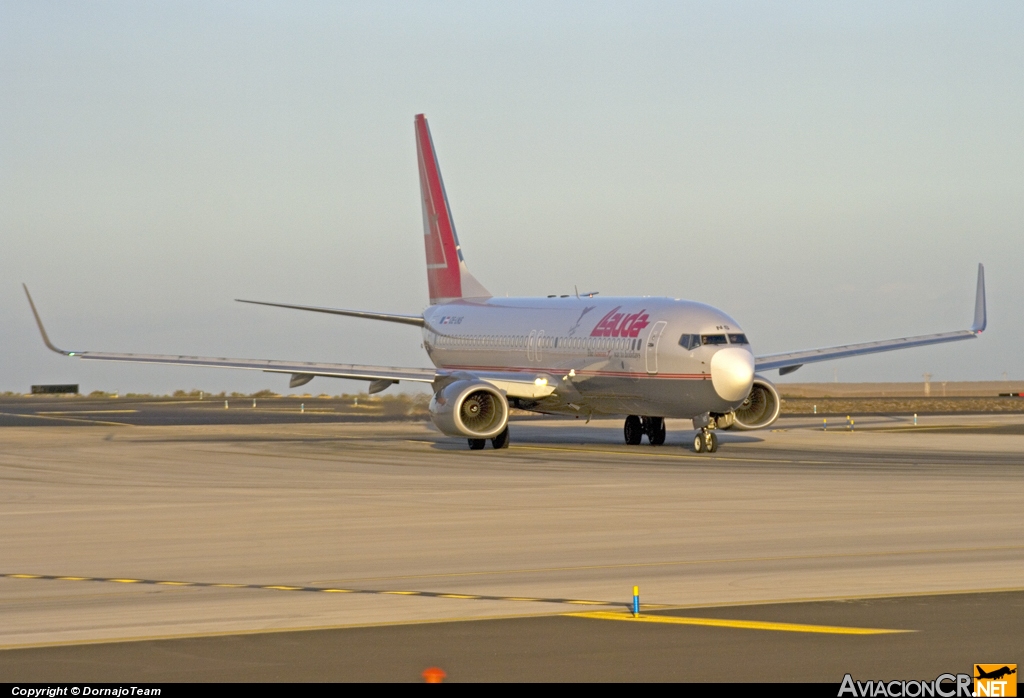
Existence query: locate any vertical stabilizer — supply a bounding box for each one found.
[415,114,491,306]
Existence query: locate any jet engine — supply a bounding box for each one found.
[720,377,781,430]
[429,379,509,439]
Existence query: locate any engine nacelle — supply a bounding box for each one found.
[724,377,781,430]
[429,379,509,439]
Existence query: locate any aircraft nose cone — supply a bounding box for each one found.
[710,347,755,402]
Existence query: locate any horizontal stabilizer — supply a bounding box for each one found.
[237,299,425,327]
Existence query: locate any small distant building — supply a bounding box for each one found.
[31,384,79,395]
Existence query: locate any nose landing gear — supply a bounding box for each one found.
[692,429,718,454]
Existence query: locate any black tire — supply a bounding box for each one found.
[491,427,510,450]
[651,415,667,442]
[468,438,486,450]
[648,417,666,446]
[706,431,718,453]
[693,433,704,453]
[624,415,643,445]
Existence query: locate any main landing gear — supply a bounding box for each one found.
[624,416,666,446]
[469,426,510,450]
[693,429,718,453]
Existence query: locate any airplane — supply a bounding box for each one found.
[24,114,987,453]
[975,666,1016,681]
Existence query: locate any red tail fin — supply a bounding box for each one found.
[415,114,490,305]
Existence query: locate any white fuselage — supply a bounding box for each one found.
[422,296,756,419]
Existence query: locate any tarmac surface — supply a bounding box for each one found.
[0,405,1021,681]
[3,591,1020,682]
[0,395,409,427]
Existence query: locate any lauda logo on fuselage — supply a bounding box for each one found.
[590,306,651,338]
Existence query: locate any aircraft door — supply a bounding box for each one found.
[645,321,668,374]
[536,331,545,363]
[528,330,537,362]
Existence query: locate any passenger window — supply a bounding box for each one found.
[701,334,728,346]
[727,334,749,345]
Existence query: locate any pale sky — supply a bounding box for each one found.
[2,2,1022,394]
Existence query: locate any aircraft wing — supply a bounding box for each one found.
[755,264,986,375]
[24,286,568,397]
[23,285,437,389]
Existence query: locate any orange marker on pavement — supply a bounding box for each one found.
[423,667,447,683]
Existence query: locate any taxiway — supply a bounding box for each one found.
[1,413,1021,680]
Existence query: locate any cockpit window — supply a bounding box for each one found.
[678,334,701,350]
[727,333,749,345]
[701,334,728,346]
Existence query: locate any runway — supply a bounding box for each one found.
[0,412,1021,680]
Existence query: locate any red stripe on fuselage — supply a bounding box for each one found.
[439,364,708,379]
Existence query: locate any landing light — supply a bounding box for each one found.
[534,377,548,386]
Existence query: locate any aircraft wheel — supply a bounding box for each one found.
[491,427,510,450]
[624,416,643,445]
[643,415,667,442]
[648,417,666,446]
[693,433,705,453]
[705,431,718,453]
[468,438,487,450]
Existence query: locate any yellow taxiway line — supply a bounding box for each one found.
[0,411,134,427]
[0,571,923,636]
[569,611,910,635]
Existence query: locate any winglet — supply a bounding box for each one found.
[22,285,74,356]
[972,263,986,333]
